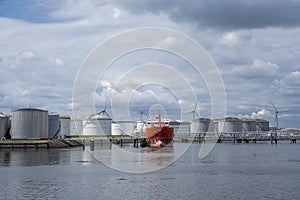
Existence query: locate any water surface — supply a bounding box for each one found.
[0,142,299,200]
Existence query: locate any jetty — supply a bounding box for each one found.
[174,133,300,144]
[0,139,83,149]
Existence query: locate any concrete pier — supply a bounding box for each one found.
[0,139,83,149]
[173,133,300,144]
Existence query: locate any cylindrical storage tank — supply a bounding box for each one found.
[256,119,269,132]
[11,108,48,139]
[59,115,71,137]
[82,114,112,136]
[48,113,60,138]
[191,118,211,133]
[213,120,219,133]
[111,121,135,136]
[111,122,121,135]
[217,117,242,133]
[0,112,10,138]
[241,118,256,132]
[70,118,82,135]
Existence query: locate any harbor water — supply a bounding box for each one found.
[0,142,300,200]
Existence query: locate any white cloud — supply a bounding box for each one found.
[49,57,64,66]
[113,8,121,19]
[0,1,300,127]
[99,80,112,88]
[18,50,35,59]
[220,32,240,46]
[273,71,300,96]
[230,59,279,79]
[251,109,271,119]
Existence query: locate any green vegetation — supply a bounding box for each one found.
[66,134,131,139]
[0,139,49,143]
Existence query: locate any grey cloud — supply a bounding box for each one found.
[113,0,300,29]
[229,59,279,79]
[274,71,300,96]
[1,1,300,127]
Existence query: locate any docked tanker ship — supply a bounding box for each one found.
[145,113,174,148]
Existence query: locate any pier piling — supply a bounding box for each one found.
[291,138,297,143]
[90,138,95,151]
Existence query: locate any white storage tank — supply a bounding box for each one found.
[111,121,135,136]
[217,117,242,133]
[48,113,60,138]
[0,112,10,138]
[11,108,48,139]
[213,120,219,133]
[59,115,71,137]
[256,119,269,132]
[191,118,211,133]
[241,118,257,132]
[82,114,112,136]
[70,118,82,135]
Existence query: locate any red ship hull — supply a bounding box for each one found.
[146,126,174,147]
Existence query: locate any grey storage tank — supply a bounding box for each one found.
[59,115,71,137]
[213,120,219,133]
[0,112,10,138]
[48,113,60,138]
[191,118,211,133]
[11,108,48,139]
[241,118,257,132]
[256,119,269,132]
[217,117,242,133]
[70,118,82,135]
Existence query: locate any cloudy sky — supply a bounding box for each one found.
[0,0,299,128]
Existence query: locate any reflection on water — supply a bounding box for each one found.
[0,150,11,167]
[0,143,181,170]
[88,142,191,173]
[145,145,174,153]
[0,148,73,167]
[0,143,300,200]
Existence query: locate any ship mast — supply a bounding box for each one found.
[157,111,161,127]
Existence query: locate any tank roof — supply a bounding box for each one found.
[0,112,7,117]
[192,118,211,122]
[60,115,71,119]
[225,117,241,121]
[255,118,269,122]
[215,117,241,122]
[88,114,112,120]
[13,108,48,112]
[241,118,256,122]
[49,112,60,116]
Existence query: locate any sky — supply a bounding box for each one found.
[0,0,300,128]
